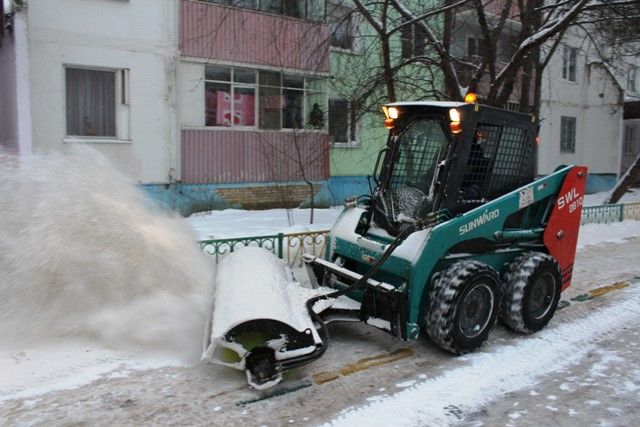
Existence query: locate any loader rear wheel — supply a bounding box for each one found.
[426,260,501,354]
[501,252,562,334]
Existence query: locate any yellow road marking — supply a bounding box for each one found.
[312,371,340,385]
[312,282,635,386]
[588,281,629,297]
[313,348,414,385]
[339,348,413,376]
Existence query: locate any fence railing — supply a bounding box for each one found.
[199,229,330,267]
[199,202,640,264]
[581,201,640,224]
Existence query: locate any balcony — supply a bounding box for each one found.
[181,129,330,184]
[180,0,330,73]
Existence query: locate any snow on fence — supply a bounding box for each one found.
[581,201,640,224]
[199,230,329,267]
[198,202,640,265]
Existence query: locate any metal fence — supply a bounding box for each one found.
[199,229,329,267]
[199,202,640,265]
[581,201,640,224]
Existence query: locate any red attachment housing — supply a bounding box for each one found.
[543,166,588,290]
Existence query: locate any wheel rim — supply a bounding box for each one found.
[458,282,494,338]
[527,272,556,320]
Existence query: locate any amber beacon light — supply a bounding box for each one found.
[465,92,478,103]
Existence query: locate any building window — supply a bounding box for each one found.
[329,98,358,144]
[504,101,520,112]
[560,116,576,153]
[207,0,325,22]
[401,21,426,59]
[328,2,355,51]
[205,66,257,127]
[500,35,519,61]
[624,125,635,155]
[467,37,486,58]
[562,45,577,82]
[205,65,326,130]
[627,66,637,92]
[66,68,117,137]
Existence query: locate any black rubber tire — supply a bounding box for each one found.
[501,252,562,334]
[426,260,501,354]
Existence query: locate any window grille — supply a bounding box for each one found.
[560,116,576,153]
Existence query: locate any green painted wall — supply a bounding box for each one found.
[328,1,444,179]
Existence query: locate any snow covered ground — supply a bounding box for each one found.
[187,206,640,254]
[3,206,640,426]
[188,207,342,239]
[187,184,640,241]
[0,209,640,425]
[583,187,640,206]
[3,235,640,426]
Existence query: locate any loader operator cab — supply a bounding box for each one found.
[372,99,536,236]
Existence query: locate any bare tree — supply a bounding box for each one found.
[349,0,639,114]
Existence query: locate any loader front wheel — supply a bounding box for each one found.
[426,261,501,354]
[501,252,562,334]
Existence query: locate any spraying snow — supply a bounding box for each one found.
[0,147,215,361]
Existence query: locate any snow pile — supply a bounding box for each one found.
[0,148,215,361]
[326,287,640,427]
[577,220,640,249]
[188,207,342,240]
[584,188,640,206]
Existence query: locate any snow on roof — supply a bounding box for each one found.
[385,101,467,108]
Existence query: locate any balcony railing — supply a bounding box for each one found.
[180,0,330,72]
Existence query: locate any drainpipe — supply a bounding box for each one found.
[13,3,33,156]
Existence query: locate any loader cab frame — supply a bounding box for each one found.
[373,102,537,236]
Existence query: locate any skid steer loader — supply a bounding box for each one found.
[203,97,587,389]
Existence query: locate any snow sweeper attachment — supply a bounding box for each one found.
[205,98,588,389]
[202,247,329,389]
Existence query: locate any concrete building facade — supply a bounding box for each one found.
[537,31,625,192]
[1,0,633,215]
[1,0,179,184]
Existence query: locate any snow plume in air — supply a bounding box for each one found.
[0,147,215,362]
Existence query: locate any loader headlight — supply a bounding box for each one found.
[449,108,461,122]
[449,108,463,134]
[382,106,400,129]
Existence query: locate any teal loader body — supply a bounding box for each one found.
[214,100,588,389]
[325,164,578,340]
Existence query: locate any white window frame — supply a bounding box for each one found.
[562,45,578,82]
[327,1,358,53]
[400,21,426,60]
[204,66,259,129]
[624,125,635,155]
[560,115,576,153]
[627,65,638,93]
[203,65,327,131]
[467,37,485,58]
[209,0,326,22]
[329,98,359,147]
[504,101,520,112]
[63,65,131,144]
